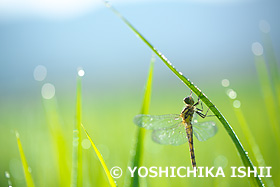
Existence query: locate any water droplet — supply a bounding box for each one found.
[4,171,12,187]
[77,67,85,77]
[179,72,183,75]
[252,42,263,56]
[82,139,91,149]
[233,100,241,108]
[221,79,230,87]
[33,65,47,81]
[5,171,10,178]
[41,83,55,99]
[226,89,237,99]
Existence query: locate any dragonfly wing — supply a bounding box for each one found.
[133,114,181,130]
[152,122,188,146]
[193,121,217,142]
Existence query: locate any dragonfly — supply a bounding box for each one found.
[133,92,217,168]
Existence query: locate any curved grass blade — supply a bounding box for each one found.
[224,86,275,186]
[80,124,117,187]
[104,3,263,186]
[15,131,35,187]
[42,92,70,187]
[125,56,154,187]
[71,75,83,187]
[254,50,280,148]
[261,30,280,110]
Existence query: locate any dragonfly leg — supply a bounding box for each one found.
[194,97,204,113]
[196,109,208,118]
[196,108,216,118]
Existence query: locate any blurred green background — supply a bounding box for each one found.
[0,0,279,186]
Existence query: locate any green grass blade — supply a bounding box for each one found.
[261,30,280,109]
[71,75,83,187]
[42,93,71,187]
[254,54,280,147]
[104,3,263,186]
[15,131,35,187]
[125,56,155,187]
[224,87,275,186]
[80,124,117,187]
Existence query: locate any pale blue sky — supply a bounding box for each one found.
[0,0,279,97]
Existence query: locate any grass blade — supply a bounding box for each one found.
[224,86,275,186]
[254,54,280,147]
[15,131,35,187]
[104,3,264,186]
[42,91,70,187]
[261,29,280,109]
[71,74,83,187]
[125,56,155,187]
[80,124,117,187]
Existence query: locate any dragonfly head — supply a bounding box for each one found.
[184,95,194,105]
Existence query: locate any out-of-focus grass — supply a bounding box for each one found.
[261,30,280,109]
[104,2,264,186]
[223,85,275,187]
[15,131,35,187]
[125,55,154,187]
[254,54,280,148]
[0,81,279,186]
[81,123,116,187]
[0,6,279,187]
[43,94,71,187]
[71,74,83,187]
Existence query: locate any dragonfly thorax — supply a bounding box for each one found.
[184,96,194,105]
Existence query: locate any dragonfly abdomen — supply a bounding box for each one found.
[185,123,197,169]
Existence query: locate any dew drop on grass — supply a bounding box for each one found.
[82,139,91,149]
[5,171,11,179]
[226,89,237,99]
[72,130,79,147]
[41,83,55,99]
[4,171,12,187]
[34,65,47,81]
[221,79,230,87]
[252,42,263,56]
[233,100,241,108]
[77,67,85,77]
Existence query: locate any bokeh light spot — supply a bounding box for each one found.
[252,42,263,56]
[233,100,241,108]
[82,139,91,149]
[33,65,47,81]
[226,89,237,99]
[41,83,55,99]
[77,67,85,77]
[221,79,230,87]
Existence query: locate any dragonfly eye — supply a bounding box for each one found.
[184,96,194,105]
